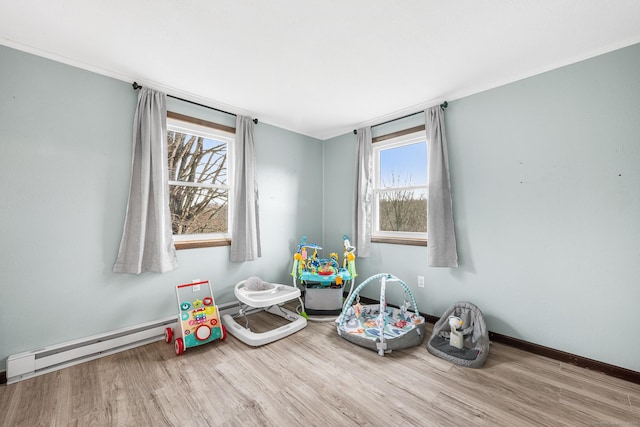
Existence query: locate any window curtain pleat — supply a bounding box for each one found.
[353,127,373,258]
[230,116,261,261]
[425,106,459,267]
[113,87,178,274]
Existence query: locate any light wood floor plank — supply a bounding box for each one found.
[1,312,639,426]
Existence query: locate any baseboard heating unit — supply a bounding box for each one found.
[6,302,238,384]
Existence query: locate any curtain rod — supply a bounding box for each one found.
[132,82,258,124]
[353,101,448,135]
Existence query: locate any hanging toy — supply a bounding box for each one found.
[347,252,357,278]
[354,302,362,319]
[291,252,303,277]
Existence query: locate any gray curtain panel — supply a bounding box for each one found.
[230,115,261,261]
[353,127,373,258]
[113,87,178,274]
[425,106,459,267]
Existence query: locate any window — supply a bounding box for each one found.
[167,113,235,248]
[372,130,428,244]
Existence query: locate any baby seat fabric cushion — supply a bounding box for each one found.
[427,301,489,368]
[245,276,275,291]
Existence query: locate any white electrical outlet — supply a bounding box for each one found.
[418,276,425,287]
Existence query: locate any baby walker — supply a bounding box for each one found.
[164,280,226,355]
[291,235,357,318]
[221,277,307,347]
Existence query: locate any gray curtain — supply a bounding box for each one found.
[425,106,459,267]
[230,116,261,261]
[353,127,373,258]
[113,88,178,274]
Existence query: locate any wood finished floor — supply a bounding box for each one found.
[1,310,639,426]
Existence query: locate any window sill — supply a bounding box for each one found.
[372,237,427,247]
[174,238,231,250]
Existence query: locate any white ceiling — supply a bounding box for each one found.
[2,1,640,140]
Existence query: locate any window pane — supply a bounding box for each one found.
[378,189,427,232]
[170,185,228,234]
[168,131,227,185]
[379,141,427,188]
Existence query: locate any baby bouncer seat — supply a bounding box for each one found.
[221,277,307,347]
[426,301,490,368]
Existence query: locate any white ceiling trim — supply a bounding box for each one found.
[346,35,640,140]
[0,37,256,121]
[4,33,639,141]
[2,1,640,140]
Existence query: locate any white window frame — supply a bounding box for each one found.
[372,130,428,241]
[167,117,235,243]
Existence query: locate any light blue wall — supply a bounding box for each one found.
[2,42,638,374]
[0,45,322,371]
[323,43,640,371]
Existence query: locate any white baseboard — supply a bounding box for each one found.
[6,301,239,384]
